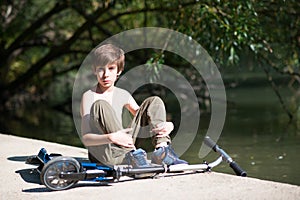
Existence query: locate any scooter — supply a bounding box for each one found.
[26,136,247,191]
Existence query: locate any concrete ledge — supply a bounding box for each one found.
[1,133,299,200]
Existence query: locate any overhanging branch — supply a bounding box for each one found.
[259,53,294,121]
[6,2,68,55]
[6,3,114,94]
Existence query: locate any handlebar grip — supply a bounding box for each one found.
[204,136,217,151]
[230,161,247,177]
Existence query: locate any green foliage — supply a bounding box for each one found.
[0,0,299,109]
[146,52,165,83]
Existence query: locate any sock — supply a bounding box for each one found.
[155,142,168,149]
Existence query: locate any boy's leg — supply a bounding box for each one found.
[130,96,188,165]
[130,96,171,147]
[88,100,132,166]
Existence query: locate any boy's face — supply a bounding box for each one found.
[94,61,121,90]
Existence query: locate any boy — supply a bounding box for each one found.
[80,44,187,167]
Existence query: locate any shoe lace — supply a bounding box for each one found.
[166,146,179,159]
[135,152,148,166]
[160,146,177,165]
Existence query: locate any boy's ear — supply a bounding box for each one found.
[117,71,122,76]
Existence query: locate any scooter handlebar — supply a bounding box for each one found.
[230,161,247,177]
[204,136,217,151]
[204,136,247,177]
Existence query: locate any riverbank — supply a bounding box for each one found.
[1,133,299,200]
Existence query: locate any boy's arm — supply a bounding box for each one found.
[125,95,140,116]
[80,114,111,146]
[82,133,111,146]
[81,114,134,148]
[82,129,133,147]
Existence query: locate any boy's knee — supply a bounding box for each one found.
[145,96,164,105]
[91,99,111,112]
[90,99,112,118]
[92,99,110,107]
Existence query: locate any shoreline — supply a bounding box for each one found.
[1,133,299,200]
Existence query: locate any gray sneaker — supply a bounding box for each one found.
[126,148,152,168]
[151,145,188,166]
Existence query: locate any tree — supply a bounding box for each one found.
[0,0,299,117]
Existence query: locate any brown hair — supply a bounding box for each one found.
[91,44,125,72]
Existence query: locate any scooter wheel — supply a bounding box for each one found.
[40,156,81,191]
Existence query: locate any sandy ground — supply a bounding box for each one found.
[0,133,299,200]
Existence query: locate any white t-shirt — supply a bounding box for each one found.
[80,86,139,134]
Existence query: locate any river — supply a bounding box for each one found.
[1,83,299,185]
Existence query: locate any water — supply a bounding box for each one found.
[183,85,300,185]
[1,85,299,185]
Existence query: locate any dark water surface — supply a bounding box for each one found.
[189,85,300,185]
[1,85,299,185]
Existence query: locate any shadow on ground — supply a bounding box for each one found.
[8,154,208,193]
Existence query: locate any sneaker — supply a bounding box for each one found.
[151,145,188,165]
[126,148,152,168]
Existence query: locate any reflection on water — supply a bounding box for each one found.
[184,86,300,185]
[0,85,299,185]
[0,106,83,147]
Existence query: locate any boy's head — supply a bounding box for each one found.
[91,44,125,72]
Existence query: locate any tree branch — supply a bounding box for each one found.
[98,1,199,24]
[259,53,294,121]
[41,62,81,80]
[259,52,300,78]
[5,3,114,94]
[6,2,68,55]
[70,4,113,38]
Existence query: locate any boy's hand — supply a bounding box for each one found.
[109,128,135,148]
[152,122,174,138]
